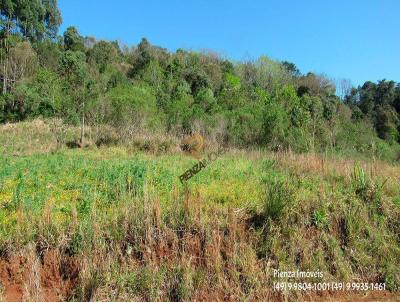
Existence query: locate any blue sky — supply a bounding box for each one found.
[58,0,399,87]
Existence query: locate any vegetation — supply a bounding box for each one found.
[0,1,399,301]
[0,2,400,161]
[0,121,399,301]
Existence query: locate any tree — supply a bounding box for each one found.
[63,26,85,52]
[236,56,292,92]
[350,80,400,143]
[394,84,400,114]
[88,40,119,72]
[298,73,336,97]
[30,68,63,116]
[0,40,38,94]
[219,72,242,110]
[58,50,89,145]
[375,79,396,107]
[194,87,218,114]
[183,62,210,95]
[255,56,292,91]
[33,39,62,69]
[128,37,152,77]
[375,107,398,142]
[262,96,290,150]
[358,81,376,115]
[0,0,62,41]
[344,87,359,106]
[303,94,323,151]
[282,61,300,77]
[236,61,257,87]
[2,68,63,120]
[226,88,265,146]
[337,78,352,100]
[105,84,163,135]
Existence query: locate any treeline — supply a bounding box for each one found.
[346,81,400,143]
[0,0,399,160]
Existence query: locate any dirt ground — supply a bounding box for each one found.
[0,250,79,302]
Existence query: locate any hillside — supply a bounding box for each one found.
[0,120,399,301]
[1,21,400,161]
[0,1,400,301]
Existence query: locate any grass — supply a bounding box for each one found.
[0,120,399,301]
[0,149,262,248]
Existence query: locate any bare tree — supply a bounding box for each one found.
[0,41,38,94]
[336,78,352,100]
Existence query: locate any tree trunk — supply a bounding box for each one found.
[80,101,85,147]
[2,23,9,95]
[2,61,6,95]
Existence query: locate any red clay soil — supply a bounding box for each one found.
[0,250,79,302]
[0,246,398,302]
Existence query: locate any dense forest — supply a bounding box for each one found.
[1,0,400,160]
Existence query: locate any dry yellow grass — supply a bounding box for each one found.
[270,151,400,190]
[1,120,399,301]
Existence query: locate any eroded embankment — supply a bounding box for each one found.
[0,246,79,302]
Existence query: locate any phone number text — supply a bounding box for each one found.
[273,282,386,291]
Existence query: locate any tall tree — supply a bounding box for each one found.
[282,61,300,77]
[63,26,84,52]
[0,0,61,94]
[0,0,62,41]
[58,50,89,145]
[87,40,118,72]
[337,78,352,100]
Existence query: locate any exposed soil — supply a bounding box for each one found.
[0,250,79,302]
[0,231,398,302]
[1,248,398,302]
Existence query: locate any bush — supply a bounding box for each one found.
[104,84,165,137]
[263,179,295,222]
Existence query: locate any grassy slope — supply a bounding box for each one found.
[0,120,399,301]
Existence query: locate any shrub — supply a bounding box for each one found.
[104,84,165,136]
[262,179,295,222]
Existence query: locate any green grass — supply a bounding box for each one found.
[0,122,399,300]
[0,148,263,248]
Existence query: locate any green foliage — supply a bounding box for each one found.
[312,209,329,229]
[282,61,300,77]
[0,11,399,160]
[0,130,400,298]
[262,179,295,222]
[105,84,164,132]
[194,87,218,114]
[16,68,63,117]
[63,26,85,52]
[128,37,153,77]
[351,164,387,215]
[58,50,87,85]
[1,2,400,299]
[33,40,62,69]
[262,89,291,150]
[227,92,265,145]
[350,80,400,144]
[0,0,62,41]
[88,40,119,72]
[164,94,193,133]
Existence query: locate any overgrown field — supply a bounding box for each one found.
[0,121,399,301]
